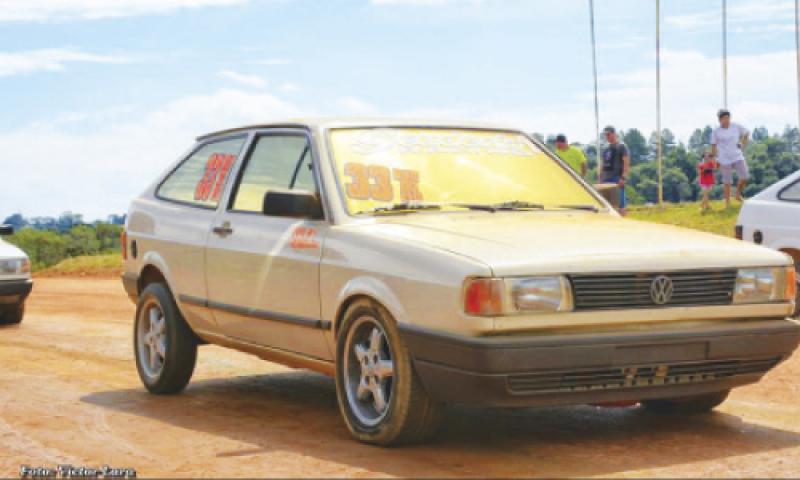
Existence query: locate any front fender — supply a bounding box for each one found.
[332,276,410,335]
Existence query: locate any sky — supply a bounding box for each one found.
[1,0,799,220]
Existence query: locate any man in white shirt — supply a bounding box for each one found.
[711,109,750,208]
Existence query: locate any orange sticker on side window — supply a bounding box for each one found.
[195,153,236,202]
[290,226,319,249]
[343,163,422,202]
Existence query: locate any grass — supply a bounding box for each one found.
[37,253,123,277]
[628,200,741,237]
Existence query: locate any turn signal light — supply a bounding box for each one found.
[735,225,743,240]
[121,229,128,260]
[464,278,504,316]
[787,268,797,302]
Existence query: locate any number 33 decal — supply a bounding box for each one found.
[344,163,423,202]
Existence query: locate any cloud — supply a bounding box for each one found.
[667,0,794,30]
[278,82,300,93]
[335,96,379,115]
[370,0,486,5]
[0,48,130,76]
[218,69,267,88]
[250,58,292,66]
[0,89,307,220]
[0,0,251,22]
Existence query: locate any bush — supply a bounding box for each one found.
[7,229,69,270]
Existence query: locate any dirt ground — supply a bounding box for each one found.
[2,278,800,478]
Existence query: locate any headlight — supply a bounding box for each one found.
[463,276,573,316]
[508,276,573,313]
[0,258,30,275]
[733,267,794,304]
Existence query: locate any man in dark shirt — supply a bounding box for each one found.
[600,125,630,215]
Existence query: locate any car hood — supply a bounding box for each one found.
[361,211,789,276]
[0,238,26,260]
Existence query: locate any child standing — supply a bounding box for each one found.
[697,152,717,211]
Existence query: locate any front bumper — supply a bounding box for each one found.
[401,318,800,407]
[0,279,33,305]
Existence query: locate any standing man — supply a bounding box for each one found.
[600,126,630,215]
[711,109,750,208]
[553,134,588,177]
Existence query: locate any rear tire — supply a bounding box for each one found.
[335,298,443,446]
[642,389,730,414]
[0,302,24,325]
[134,283,197,394]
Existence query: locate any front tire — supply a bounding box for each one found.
[134,283,197,394]
[0,302,24,325]
[335,298,443,446]
[641,389,730,414]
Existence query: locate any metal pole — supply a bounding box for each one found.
[656,0,663,206]
[589,0,601,178]
[796,0,800,151]
[723,0,728,108]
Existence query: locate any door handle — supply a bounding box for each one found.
[212,223,233,236]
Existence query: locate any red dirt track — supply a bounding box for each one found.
[1,278,799,478]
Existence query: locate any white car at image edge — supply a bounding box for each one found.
[0,225,32,325]
[737,170,800,316]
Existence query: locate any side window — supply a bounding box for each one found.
[779,180,800,202]
[158,137,246,208]
[231,134,317,213]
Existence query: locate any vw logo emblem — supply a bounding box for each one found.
[650,275,674,305]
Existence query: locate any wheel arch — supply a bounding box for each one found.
[332,278,408,339]
[135,251,174,294]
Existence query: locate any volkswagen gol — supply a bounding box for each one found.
[122,119,799,445]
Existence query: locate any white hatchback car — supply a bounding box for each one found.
[123,119,798,445]
[738,170,800,315]
[0,225,32,325]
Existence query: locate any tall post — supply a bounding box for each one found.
[722,0,728,108]
[796,0,800,151]
[589,0,601,178]
[656,0,663,206]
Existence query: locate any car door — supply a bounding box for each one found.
[149,135,248,334]
[204,129,331,360]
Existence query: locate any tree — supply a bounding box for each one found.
[2,213,26,230]
[662,168,692,203]
[6,229,68,270]
[622,128,649,166]
[752,126,769,142]
[66,225,101,257]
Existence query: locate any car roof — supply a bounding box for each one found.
[196,117,525,141]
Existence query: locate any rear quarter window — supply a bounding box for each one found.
[778,179,800,202]
[157,136,246,208]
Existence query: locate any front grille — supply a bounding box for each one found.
[507,357,779,394]
[570,270,737,311]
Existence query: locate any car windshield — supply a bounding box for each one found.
[328,128,603,215]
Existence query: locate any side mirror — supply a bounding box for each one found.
[263,189,323,219]
[0,225,13,236]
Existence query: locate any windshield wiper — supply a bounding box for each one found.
[368,202,443,214]
[452,201,545,213]
[555,204,600,213]
[364,200,547,215]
